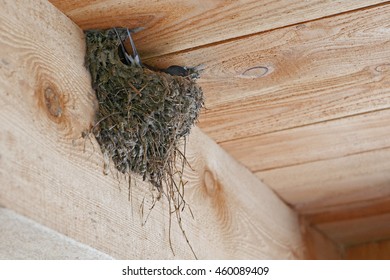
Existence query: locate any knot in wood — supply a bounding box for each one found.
[375,63,390,73]
[203,169,218,196]
[241,66,269,78]
[44,87,63,118]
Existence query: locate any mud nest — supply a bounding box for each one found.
[84,28,204,192]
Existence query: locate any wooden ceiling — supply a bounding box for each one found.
[49,0,390,249]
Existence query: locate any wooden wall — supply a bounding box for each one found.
[0,0,306,259]
[141,3,390,248]
[49,0,390,258]
[345,239,390,260]
[0,0,389,259]
[0,208,112,259]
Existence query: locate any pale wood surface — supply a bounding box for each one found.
[146,5,390,141]
[225,110,390,172]
[3,0,389,255]
[259,148,390,244]
[0,0,305,259]
[252,110,390,212]
[316,213,390,245]
[304,196,390,225]
[345,239,390,260]
[144,3,390,245]
[300,218,343,260]
[259,148,390,212]
[0,208,113,259]
[299,187,390,249]
[48,0,388,58]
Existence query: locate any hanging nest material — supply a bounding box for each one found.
[84,28,204,193]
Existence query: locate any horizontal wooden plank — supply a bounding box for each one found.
[316,213,390,245]
[48,0,388,58]
[345,239,390,259]
[146,4,390,142]
[304,196,390,246]
[222,109,390,172]
[0,208,113,259]
[45,0,390,250]
[257,148,390,212]
[303,198,390,259]
[300,218,343,260]
[226,109,390,245]
[0,0,305,259]
[184,128,307,259]
[305,196,390,224]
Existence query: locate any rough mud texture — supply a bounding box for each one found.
[84,28,204,191]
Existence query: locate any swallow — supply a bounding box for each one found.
[115,27,203,78]
[114,27,143,67]
[143,64,204,79]
[160,65,204,79]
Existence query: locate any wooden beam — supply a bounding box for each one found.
[0,0,305,259]
[304,196,390,224]
[142,4,390,243]
[299,218,343,260]
[0,208,113,259]
[146,4,390,142]
[259,148,390,245]
[249,110,390,216]
[258,148,390,212]
[345,239,390,260]
[316,213,390,245]
[223,109,390,172]
[48,0,388,58]
[301,196,390,252]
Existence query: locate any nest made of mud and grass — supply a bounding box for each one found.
[85,28,204,191]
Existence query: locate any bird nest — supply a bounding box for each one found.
[84,28,204,195]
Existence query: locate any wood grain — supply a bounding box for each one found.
[304,196,390,223]
[222,106,390,241]
[258,148,390,212]
[316,213,390,245]
[244,110,390,238]
[303,196,390,246]
[0,208,113,259]
[146,5,390,142]
[47,0,390,250]
[223,109,390,172]
[300,195,390,248]
[184,128,306,259]
[259,147,390,244]
[300,218,343,260]
[345,239,390,259]
[143,4,390,248]
[0,0,305,259]
[48,0,388,58]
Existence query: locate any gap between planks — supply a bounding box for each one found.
[146,1,390,60]
[0,0,306,259]
[49,0,390,58]
[146,4,390,143]
[217,107,390,147]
